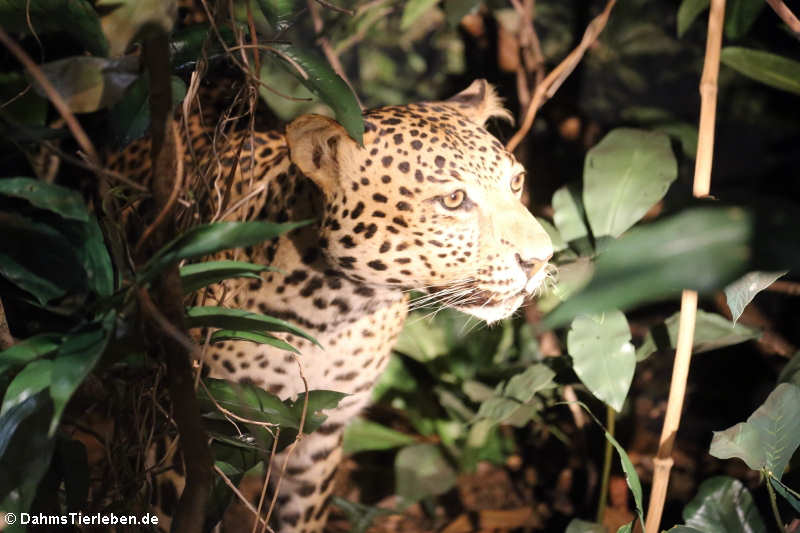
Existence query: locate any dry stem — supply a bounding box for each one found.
[644,1,725,530]
[765,0,800,35]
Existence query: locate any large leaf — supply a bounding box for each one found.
[0,333,61,377]
[724,270,786,325]
[34,56,139,113]
[180,260,272,294]
[186,306,319,347]
[97,0,176,57]
[721,47,800,96]
[583,129,677,239]
[503,364,556,403]
[552,183,591,251]
[0,177,88,221]
[109,74,187,147]
[0,0,108,55]
[709,383,800,479]
[682,476,766,533]
[49,314,115,435]
[269,44,364,144]
[544,207,753,328]
[724,0,765,40]
[677,0,709,37]
[636,310,760,361]
[255,0,297,31]
[395,443,457,502]
[343,418,416,454]
[567,311,635,412]
[209,330,299,354]
[59,217,115,297]
[0,359,52,415]
[143,220,307,282]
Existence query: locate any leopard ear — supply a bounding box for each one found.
[445,79,513,126]
[286,114,358,195]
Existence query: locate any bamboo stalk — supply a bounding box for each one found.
[644,1,725,531]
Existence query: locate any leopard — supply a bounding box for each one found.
[108,79,553,532]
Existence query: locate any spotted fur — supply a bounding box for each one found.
[109,80,553,532]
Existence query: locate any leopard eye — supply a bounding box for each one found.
[440,189,467,210]
[510,173,525,194]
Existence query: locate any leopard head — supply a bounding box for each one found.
[286,80,553,323]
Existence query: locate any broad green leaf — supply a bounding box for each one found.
[49,315,114,434]
[503,364,556,403]
[604,429,644,528]
[97,0,176,57]
[180,260,272,294]
[474,396,523,424]
[269,44,364,145]
[0,333,61,376]
[143,220,307,281]
[331,497,398,533]
[0,0,108,55]
[0,392,55,527]
[552,183,590,248]
[170,25,233,71]
[565,519,606,533]
[60,217,115,297]
[395,443,457,501]
[567,311,635,412]
[343,418,416,453]
[724,0,765,39]
[401,0,439,30]
[654,122,698,158]
[444,0,480,26]
[583,129,677,239]
[768,475,800,514]
[186,306,320,347]
[285,390,347,432]
[0,177,88,221]
[109,74,186,147]
[777,351,800,387]
[544,207,753,328]
[1,360,52,415]
[537,217,567,253]
[682,476,766,533]
[33,56,138,113]
[636,310,760,361]
[721,47,800,96]
[209,330,299,354]
[393,312,451,361]
[616,524,632,533]
[255,0,297,31]
[724,271,786,324]
[709,383,800,479]
[199,377,297,428]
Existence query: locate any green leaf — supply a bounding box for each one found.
[269,44,364,145]
[677,0,708,37]
[186,306,320,347]
[552,183,590,249]
[636,310,760,361]
[565,519,606,533]
[143,220,307,282]
[654,122,698,158]
[604,429,645,529]
[709,383,800,479]
[199,377,296,427]
[343,418,416,453]
[544,207,753,328]
[49,315,115,434]
[444,0,480,26]
[109,74,186,147]
[0,0,108,55]
[170,24,233,71]
[60,217,115,297]
[682,476,766,533]
[0,72,47,128]
[180,260,272,294]
[1,359,52,415]
[475,396,523,424]
[724,0,765,39]
[0,333,61,376]
[0,177,88,221]
[616,524,632,533]
[97,0,176,57]
[768,475,800,514]
[209,330,299,354]
[0,392,55,524]
[255,0,297,31]
[401,0,440,30]
[503,364,556,403]
[395,443,457,501]
[721,47,800,96]
[285,390,347,432]
[583,129,677,239]
[724,271,786,325]
[567,311,635,412]
[331,497,398,533]
[33,56,139,113]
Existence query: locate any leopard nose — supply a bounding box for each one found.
[516,252,552,279]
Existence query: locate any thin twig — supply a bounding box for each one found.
[505,0,616,152]
[644,1,725,530]
[314,0,355,15]
[0,26,100,167]
[765,0,800,36]
[213,465,271,528]
[769,280,800,296]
